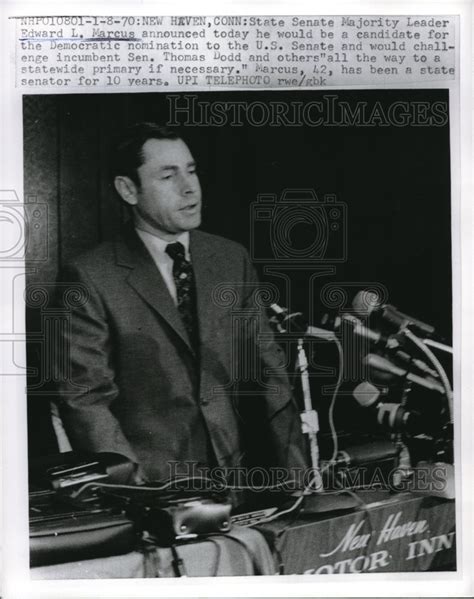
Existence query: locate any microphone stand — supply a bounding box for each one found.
[269,305,360,512]
[296,338,324,493]
[295,336,359,513]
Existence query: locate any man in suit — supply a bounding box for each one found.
[55,123,307,484]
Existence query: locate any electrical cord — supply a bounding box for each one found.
[203,532,264,575]
[68,477,209,500]
[267,472,376,575]
[174,535,222,577]
[424,338,453,354]
[250,467,329,526]
[252,495,304,525]
[248,466,363,527]
[205,537,222,577]
[330,475,377,563]
[271,496,306,575]
[170,543,187,577]
[69,476,306,500]
[321,334,344,472]
[403,328,453,422]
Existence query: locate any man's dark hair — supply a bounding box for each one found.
[112,122,181,186]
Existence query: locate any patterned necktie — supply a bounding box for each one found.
[165,241,199,354]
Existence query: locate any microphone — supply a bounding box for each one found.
[338,313,387,345]
[352,290,437,339]
[269,303,307,333]
[272,299,394,347]
[352,380,381,407]
[352,382,423,434]
[341,317,440,379]
[393,350,439,379]
[271,304,440,381]
[351,289,383,317]
[269,303,337,341]
[363,354,445,394]
[380,304,436,338]
[320,310,388,346]
[350,292,440,375]
[352,288,444,342]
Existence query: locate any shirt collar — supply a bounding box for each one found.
[135,227,190,259]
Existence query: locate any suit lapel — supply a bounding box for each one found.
[189,231,221,348]
[116,227,193,354]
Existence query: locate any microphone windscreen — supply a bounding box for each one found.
[352,290,382,317]
[353,381,380,408]
[364,353,405,377]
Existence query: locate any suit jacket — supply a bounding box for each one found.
[55,226,307,481]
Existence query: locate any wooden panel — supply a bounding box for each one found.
[97,98,128,241]
[23,95,59,285]
[24,96,61,455]
[58,96,101,266]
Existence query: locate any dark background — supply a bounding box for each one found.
[24,89,452,456]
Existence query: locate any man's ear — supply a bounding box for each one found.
[114,176,139,206]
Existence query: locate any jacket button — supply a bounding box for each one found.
[200,397,209,406]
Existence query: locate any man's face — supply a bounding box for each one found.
[130,138,202,238]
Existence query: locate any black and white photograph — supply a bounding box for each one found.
[2,4,473,596]
[23,89,456,579]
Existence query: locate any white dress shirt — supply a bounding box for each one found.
[136,228,191,305]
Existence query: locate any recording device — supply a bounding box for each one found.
[29,452,138,567]
[135,494,233,546]
[30,452,235,563]
[336,313,388,345]
[269,302,336,341]
[269,302,439,380]
[30,451,138,504]
[334,439,399,468]
[321,438,401,495]
[48,460,109,491]
[352,381,424,434]
[379,304,436,338]
[351,290,438,340]
[363,354,445,394]
[270,292,453,498]
[271,302,418,351]
[68,474,235,546]
[270,301,387,345]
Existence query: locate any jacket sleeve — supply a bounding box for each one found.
[240,249,308,476]
[53,263,139,466]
